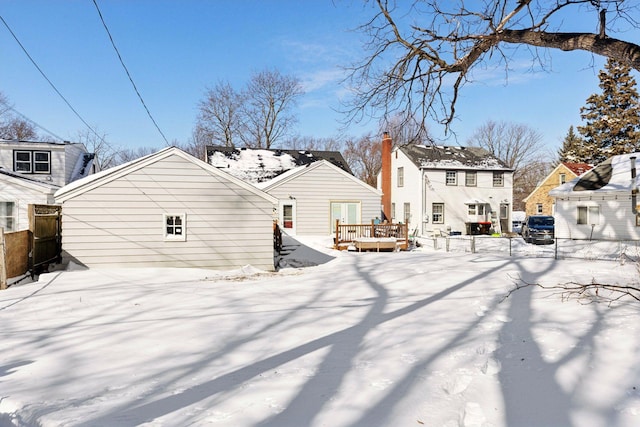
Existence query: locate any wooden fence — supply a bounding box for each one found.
[0,204,62,289]
[334,220,409,251]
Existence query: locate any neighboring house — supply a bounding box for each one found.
[54,147,278,270]
[0,139,96,231]
[523,162,592,216]
[0,169,59,231]
[380,138,514,236]
[206,146,381,235]
[550,152,640,241]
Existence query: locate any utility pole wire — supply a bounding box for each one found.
[0,13,106,144]
[92,0,170,146]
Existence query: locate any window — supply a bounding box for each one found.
[559,173,566,184]
[14,150,51,174]
[164,213,186,241]
[0,202,16,232]
[391,203,396,221]
[403,202,410,224]
[432,203,444,224]
[500,204,509,220]
[492,171,504,187]
[577,206,600,225]
[468,204,476,215]
[536,204,543,214]
[465,171,477,186]
[397,167,404,187]
[446,171,457,186]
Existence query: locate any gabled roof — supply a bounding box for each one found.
[562,162,592,176]
[55,146,277,204]
[522,161,593,203]
[399,144,512,170]
[0,168,59,193]
[550,152,640,197]
[206,146,352,183]
[257,159,381,195]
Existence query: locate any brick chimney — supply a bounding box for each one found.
[381,132,392,221]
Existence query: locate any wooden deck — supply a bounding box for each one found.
[333,220,409,251]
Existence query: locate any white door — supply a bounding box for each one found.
[280,200,297,235]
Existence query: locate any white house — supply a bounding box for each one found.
[54,147,278,270]
[0,139,96,231]
[380,134,514,236]
[207,146,381,235]
[550,152,640,241]
[0,169,58,232]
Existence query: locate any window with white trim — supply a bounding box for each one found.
[577,206,599,225]
[446,171,457,186]
[403,202,410,224]
[14,150,51,174]
[164,213,186,241]
[493,171,504,187]
[465,171,476,186]
[397,167,404,187]
[432,203,444,224]
[559,173,566,184]
[536,203,543,214]
[0,201,16,232]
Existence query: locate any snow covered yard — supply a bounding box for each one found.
[1,236,640,427]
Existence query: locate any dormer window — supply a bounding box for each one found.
[14,150,51,174]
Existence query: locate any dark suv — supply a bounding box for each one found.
[521,215,555,244]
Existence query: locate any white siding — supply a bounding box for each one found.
[390,148,513,236]
[0,141,81,186]
[265,162,380,235]
[58,153,275,270]
[554,196,640,240]
[0,177,56,231]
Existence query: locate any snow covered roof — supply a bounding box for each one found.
[550,152,640,197]
[206,146,352,184]
[399,144,512,171]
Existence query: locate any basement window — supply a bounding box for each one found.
[164,213,186,241]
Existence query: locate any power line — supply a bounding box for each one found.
[6,106,65,141]
[92,0,170,146]
[0,13,107,145]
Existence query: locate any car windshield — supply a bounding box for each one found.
[531,217,554,226]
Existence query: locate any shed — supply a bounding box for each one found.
[54,147,278,270]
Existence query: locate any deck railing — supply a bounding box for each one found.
[333,220,409,250]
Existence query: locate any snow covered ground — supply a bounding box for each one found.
[1,235,640,427]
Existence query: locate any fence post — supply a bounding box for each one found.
[0,228,6,290]
[471,236,476,253]
[446,236,450,252]
[555,237,558,260]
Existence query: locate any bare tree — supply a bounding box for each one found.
[75,127,118,169]
[241,69,304,148]
[0,118,38,140]
[383,113,432,145]
[343,133,381,187]
[467,120,548,210]
[348,1,640,133]
[286,135,344,152]
[0,92,38,140]
[195,81,244,148]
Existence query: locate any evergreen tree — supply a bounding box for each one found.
[557,125,586,163]
[578,58,640,164]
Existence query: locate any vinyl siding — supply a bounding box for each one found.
[266,162,380,235]
[0,179,56,231]
[58,153,275,270]
[554,196,640,240]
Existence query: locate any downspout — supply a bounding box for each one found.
[632,156,638,215]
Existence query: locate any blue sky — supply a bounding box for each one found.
[0,1,630,153]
